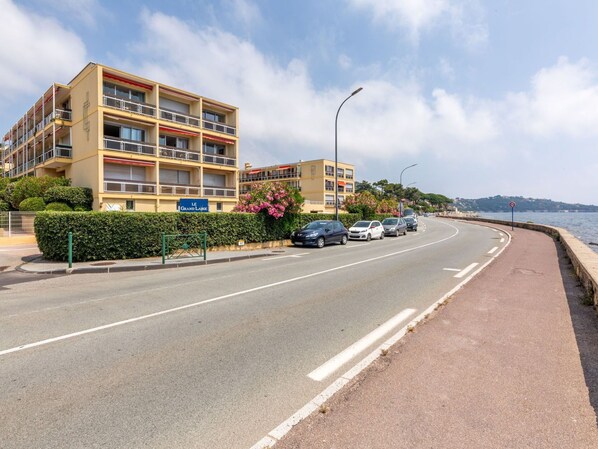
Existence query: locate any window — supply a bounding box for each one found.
[104,163,146,181]
[126,200,135,211]
[203,142,226,155]
[160,169,191,185]
[204,173,226,187]
[202,110,225,123]
[346,169,354,179]
[104,123,145,142]
[160,97,190,114]
[325,180,334,191]
[160,135,189,149]
[216,202,223,212]
[325,165,334,176]
[103,82,145,103]
[337,167,345,177]
[346,183,354,193]
[325,194,334,205]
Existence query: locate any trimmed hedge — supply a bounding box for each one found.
[43,186,93,210]
[34,212,362,262]
[19,197,46,211]
[45,202,73,211]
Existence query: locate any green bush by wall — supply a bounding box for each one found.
[45,202,73,211]
[19,197,46,211]
[34,212,362,262]
[43,186,93,210]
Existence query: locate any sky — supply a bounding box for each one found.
[1,0,598,205]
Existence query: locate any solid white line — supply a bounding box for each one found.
[251,226,513,449]
[454,262,479,278]
[307,308,416,381]
[500,238,505,243]
[443,268,461,272]
[488,246,498,254]
[1,223,461,357]
[261,253,309,260]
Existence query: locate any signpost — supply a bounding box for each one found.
[179,199,209,213]
[509,201,516,230]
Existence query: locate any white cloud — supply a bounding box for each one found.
[0,0,87,102]
[338,54,352,70]
[223,0,262,29]
[507,57,598,138]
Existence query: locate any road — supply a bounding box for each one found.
[0,218,508,449]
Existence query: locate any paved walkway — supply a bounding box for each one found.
[274,224,598,448]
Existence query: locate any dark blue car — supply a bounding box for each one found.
[290,220,349,248]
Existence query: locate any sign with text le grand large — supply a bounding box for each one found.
[179,199,209,212]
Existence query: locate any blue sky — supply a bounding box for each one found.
[2,0,598,204]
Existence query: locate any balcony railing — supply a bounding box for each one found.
[160,184,202,196]
[202,154,236,167]
[104,179,156,194]
[54,109,72,121]
[203,186,236,197]
[202,119,236,136]
[345,174,354,180]
[240,171,300,182]
[103,94,156,117]
[159,146,201,162]
[104,137,156,156]
[34,145,73,164]
[159,108,201,127]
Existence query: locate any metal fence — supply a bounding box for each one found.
[0,212,37,237]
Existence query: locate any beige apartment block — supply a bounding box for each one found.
[1,63,239,212]
[239,159,355,213]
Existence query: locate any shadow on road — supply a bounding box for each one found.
[559,243,598,426]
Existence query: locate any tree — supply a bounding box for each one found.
[233,181,303,219]
[343,191,378,219]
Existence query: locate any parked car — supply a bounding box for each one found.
[382,217,407,236]
[404,216,418,231]
[348,220,384,241]
[290,220,348,248]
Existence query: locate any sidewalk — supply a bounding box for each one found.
[274,224,598,448]
[7,242,280,275]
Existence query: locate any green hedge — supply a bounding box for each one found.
[19,197,46,211]
[43,186,93,210]
[34,212,362,262]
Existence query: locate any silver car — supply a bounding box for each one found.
[382,217,407,236]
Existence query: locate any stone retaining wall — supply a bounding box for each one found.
[444,217,598,308]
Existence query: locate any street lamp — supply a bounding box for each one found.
[335,87,363,220]
[399,163,417,217]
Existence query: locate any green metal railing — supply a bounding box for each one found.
[161,232,207,264]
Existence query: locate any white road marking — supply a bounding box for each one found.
[454,262,479,278]
[251,226,513,449]
[261,253,308,260]
[500,238,505,243]
[307,308,417,381]
[488,246,498,254]
[1,223,461,357]
[0,247,39,252]
[443,268,461,272]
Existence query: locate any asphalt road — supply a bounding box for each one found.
[0,218,508,449]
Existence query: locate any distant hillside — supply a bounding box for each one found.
[454,196,598,212]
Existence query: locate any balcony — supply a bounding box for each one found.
[160,184,201,196]
[159,108,201,128]
[34,145,73,164]
[202,119,236,136]
[240,171,300,182]
[159,146,201,162]
[203,186,236,197]
[104,137,156,156]
[104,179,156,194]
[202,154,236,167]
[103,94,156,117]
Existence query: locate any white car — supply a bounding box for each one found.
[348,220,385,241]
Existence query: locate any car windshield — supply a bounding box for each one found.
[303,221,327,230]
[352,221,371,228]
[382,218,398,225]
[404,217,414,223]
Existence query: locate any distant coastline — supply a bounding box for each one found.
[454,195,598,213]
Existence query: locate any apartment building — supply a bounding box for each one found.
[239,159,355,213]
[1,63,239,212]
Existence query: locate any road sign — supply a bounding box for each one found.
[509,201,516,208]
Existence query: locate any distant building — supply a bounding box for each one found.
[239,159,355,213]
[2,62,239,212]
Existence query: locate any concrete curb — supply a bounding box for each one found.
[15,252,277,275]
[443,216,598,308]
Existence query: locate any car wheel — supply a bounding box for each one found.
[414,227,418,232]
[341,235,348,245]
[366,233,371,241]
[380,232,384,240]
[395,230,399,237]
[403,229,407,236]
[316,236,325,248]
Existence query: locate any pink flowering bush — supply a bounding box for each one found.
[343,191,378,219]
[233,182,303,219]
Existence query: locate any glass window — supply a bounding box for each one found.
[203,142,225,155]
[202,110,225,123]
[204,173,226,187]
[216,202,223,212]
[160,169,190,185]
[160,135,189,149]
[126,200,135,211]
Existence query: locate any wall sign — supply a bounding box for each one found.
[179,198,209,212]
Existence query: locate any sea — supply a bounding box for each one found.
[478,212,598,254]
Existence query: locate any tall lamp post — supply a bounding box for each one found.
[335,87,363,220]
[399,163,417,216]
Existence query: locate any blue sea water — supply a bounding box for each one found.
[478,212,598,254]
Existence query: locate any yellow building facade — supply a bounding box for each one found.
[2,63,239,212]
[239,159,355,213]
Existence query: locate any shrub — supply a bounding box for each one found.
[45,202,73,211]
[0,200,10,211]
[233,182,304,218]
[8,176,70,209]
[44,186,93,210]
[19,197,46,211]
